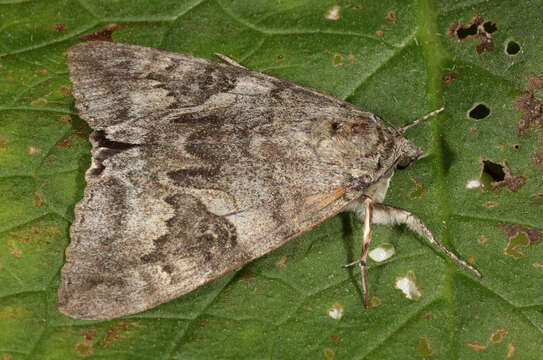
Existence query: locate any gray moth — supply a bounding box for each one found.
[59,41,481,320]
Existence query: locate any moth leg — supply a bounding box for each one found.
[344,199,374,308]
[372,203,482,278]
[214,53,247,69]
[359,200,373,308]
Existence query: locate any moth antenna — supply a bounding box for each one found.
[400,106,445,134]
[214,53,247,69]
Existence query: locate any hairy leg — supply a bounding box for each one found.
[371,203,482,278]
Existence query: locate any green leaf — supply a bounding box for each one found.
[1,0,542,359]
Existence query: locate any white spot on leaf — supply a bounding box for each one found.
[325,6,341,20]
[328,303,344,320]
[466,179,481,189]
[394,270,423,300]
[368,243,395,262]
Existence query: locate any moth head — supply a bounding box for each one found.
[394,136,424,170]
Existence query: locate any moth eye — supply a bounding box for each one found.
[396,157,412,170]
[351,123,367,134]
[331,122,341,132]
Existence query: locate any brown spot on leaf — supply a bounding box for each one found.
[514,89,543,137]
[416,336,434,358]
[500,224,541,259]
[500,223,541,245]
[241,273,254,281]
[447,15,497,53]
[56,136,73,148]
[74,339,94,358]
[527,74,543,91]
[1,355,12,360]
[40,69,48,75]
[506,342,515,358]
[376,30,383,37]
[490,329,507,344]
[483,201,498,208]
[532,149,543,167]
[442,71,457,85]
[466,342,487,351]
[332,54,343,68]
[479,159,525,192]
[514,73,543,167]
[79,329,98,341]
[468,255,476,264]
[353,5,362,11]
[79,24,119,42]
[477,235,488,246]
[502,227,539,259]
[408,177,424,199]
[31,98,47,107]
[60,115,72,124]
[275,255,288,267]
[8,241,22,258]
[0,307,16,320]
[371,296,381,307]
[348,54,355,62]
[423,311,432,319]
[330,334,339,341]
[11,222,60,246]
[385,10,396,23]
[55,23,66,33]
[102,320,141,348]
[33,191,44,208]
[323,348,335,360]
[60,85,71,97]
[0,136,7,150]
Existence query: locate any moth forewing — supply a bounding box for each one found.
[60,41,480,320]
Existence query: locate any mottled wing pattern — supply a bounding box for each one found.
[59,41,398,319]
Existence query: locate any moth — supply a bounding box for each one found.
[59,41,481,320]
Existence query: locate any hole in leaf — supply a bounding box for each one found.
[483,21,497,33]
[478,159,525,192]
[457,23,478,39]
[482,160,505,183]
[506,40,521,55]
[447,15,497,54]
[469,103,490,120]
